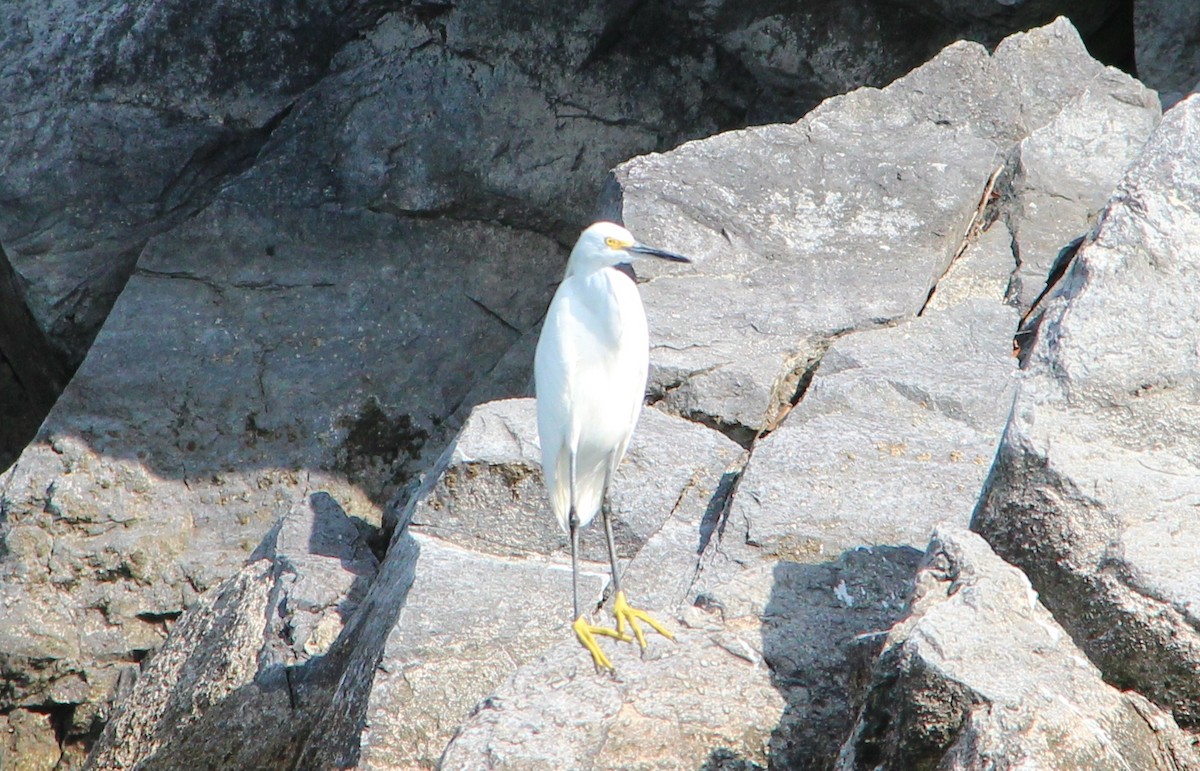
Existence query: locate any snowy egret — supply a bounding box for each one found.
[535,220,691,671]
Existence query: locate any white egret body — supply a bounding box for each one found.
[534,221,690,670]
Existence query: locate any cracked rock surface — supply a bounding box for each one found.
[0,8,1193,771]
[82,491,378,770]
[605,18,1158,441]
[974,92,1200,730]
[838,527,1200,770]
[297,399,743,769]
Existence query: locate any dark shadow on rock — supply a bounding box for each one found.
[291,506,421,770]
[698,469,741,556]
[763,546,922,769]
[701,747,766,770]
[81,492,418,771]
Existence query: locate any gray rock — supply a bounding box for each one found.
[0,205,562,755]
[2,7,1083,754]
[441,20,1168,769]
[974,94,1200,727]
[442,545,921,770]
[297,398,742,768]
[411,398,740,564]
[0,708,66,771]
[1006,65,1160,311]
[603,18,1139,441]
[603,61,1002,438]
[82,491,377,771]
[725,223,1018,565]
[838,527,1200,771]
[1135,0,1200,107]
[0,0,348,365]
[0,12,1174,768]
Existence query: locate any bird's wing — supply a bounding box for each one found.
[535,271,649,531]
[535,285,576,531]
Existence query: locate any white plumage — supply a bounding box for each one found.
[533,220,690,670]
[535,254,648,532]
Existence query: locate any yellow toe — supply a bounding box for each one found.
[573,615,628,671]
[613,590,675,649]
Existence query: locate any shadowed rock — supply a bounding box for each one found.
[838,527,1199,770]
[82,492,378,770]
[974,92,1200,728]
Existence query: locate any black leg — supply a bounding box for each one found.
[569,506,581,620]
[601,498,622,597]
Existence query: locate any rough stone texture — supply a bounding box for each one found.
[0,708,65,771]
[974,94,1200,728]
[838,527,1200,770]
[0,0,1009,470]
[726,222,1018,565]
[296,398,743,769]
[1005,61,1160,311]
[1135,0,1200,107]
[2,4,1086,756]
[0,13,1175,769]
[442,538,921,770]
[0,205,561,760]
[82,491,377,771]
[603,18,1143,441]
[0,1,1142,475]
[429,21,1171,770]
[0,0,349,365]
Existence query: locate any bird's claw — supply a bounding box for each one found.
[573,615,630,671]
[613,590,675,650]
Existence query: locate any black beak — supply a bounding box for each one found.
[627,243,692,263]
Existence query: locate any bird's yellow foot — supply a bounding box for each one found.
[613,590,675,649]
[573,615,629,671]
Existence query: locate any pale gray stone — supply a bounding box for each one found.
[838,527,1200,771]
[1007,66,1160,311]
[974,94,1200,727]
[83,492,377,771]
[725,224,1018,564]
[297,398,742,768]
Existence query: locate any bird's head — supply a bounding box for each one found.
[565,221,691,277]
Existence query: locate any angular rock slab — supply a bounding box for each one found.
[410,398,742,564]
[1006,60,1159,311]
[974,94,1200,726]
[603,18,1144,441]
[440,634,786,770]
[727,221,1018,564]
[83,492,378,771]
[0,203,560,755]
[602,41,1005,438]
[442,545,923,771]
[0,0,348,363]
[297,398,743,769]
[838,527,1199,770]
[429,413,920,768]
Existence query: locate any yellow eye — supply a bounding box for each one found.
[604,236,621,249]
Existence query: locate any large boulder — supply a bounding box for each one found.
[974,93,1200,728]
[0,206,562,762]
[0,0,1138,472]
[838,527,1199,770]
[82,491,378,771]
[441,18,1162,770]
[0,13,1171,769]
[604,17,1158,440]
[294,399,744,768]
[8,12,1133,759]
